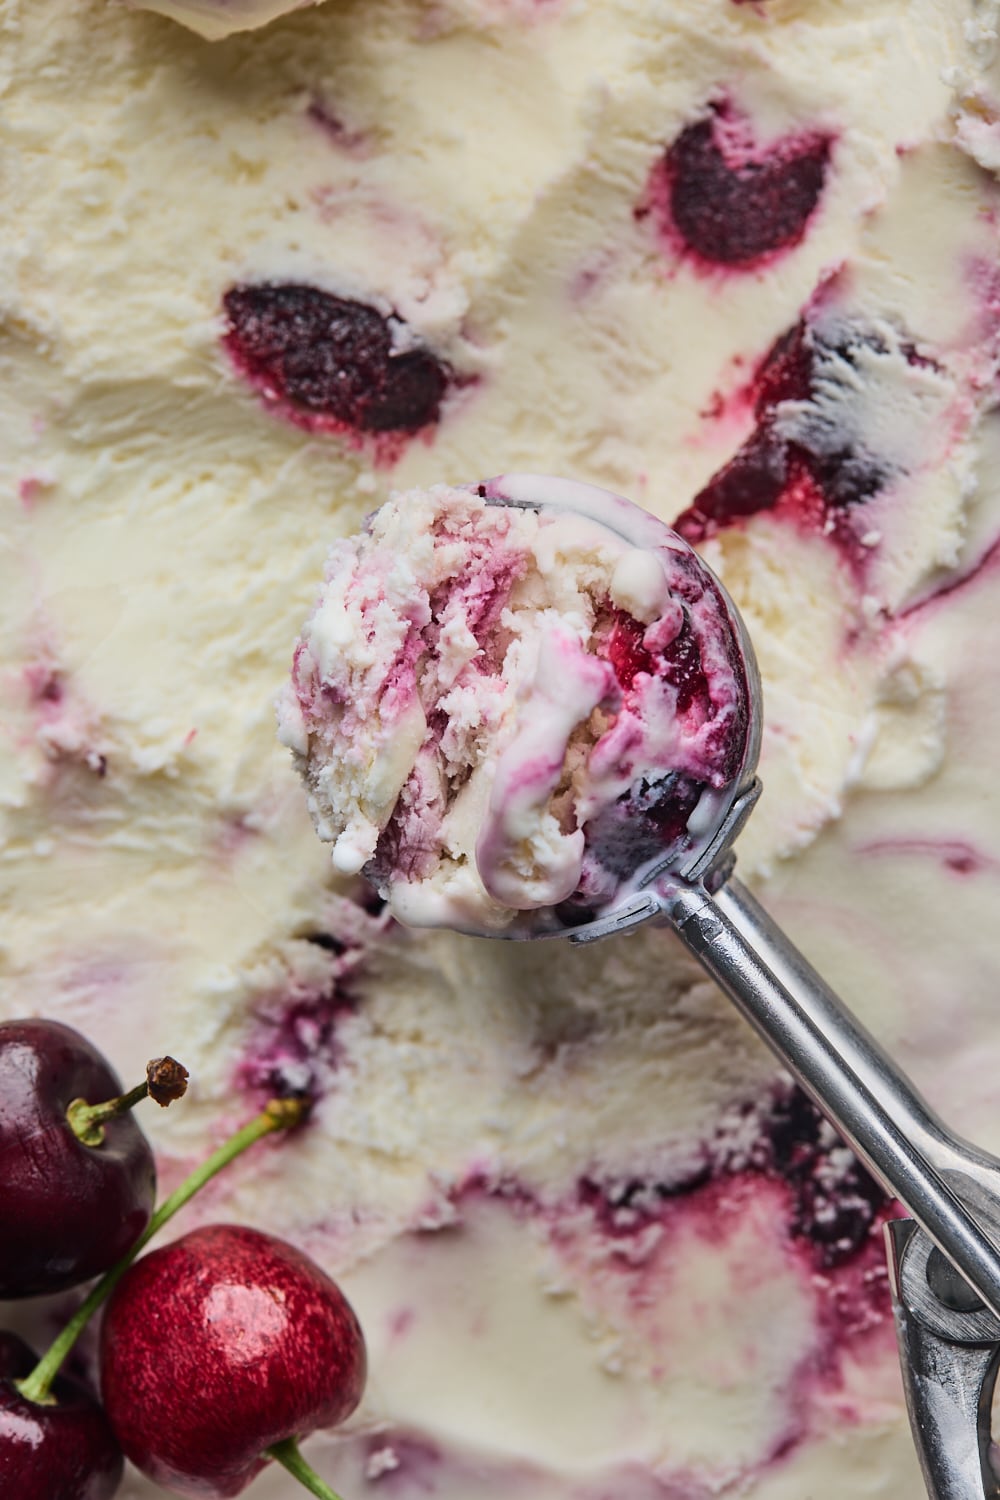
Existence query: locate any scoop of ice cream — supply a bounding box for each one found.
[279,476,757,934]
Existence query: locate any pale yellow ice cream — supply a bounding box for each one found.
[2,0,1000,1496]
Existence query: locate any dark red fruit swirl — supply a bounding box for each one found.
[676,318,888,548]
[223,283,450,434]
[577,1083,889,1274]
[658,101,832,267]
[562,569,751,920]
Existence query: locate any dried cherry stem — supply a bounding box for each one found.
[18,1097,306,1406]
[266,1438,346,1500]
[67,1056,190,1147]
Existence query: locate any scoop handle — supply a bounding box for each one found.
[662,874,1000,1320]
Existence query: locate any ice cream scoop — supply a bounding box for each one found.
[286,474,1000,1499]
[279,475,760,936]
[463,477,1000,1500]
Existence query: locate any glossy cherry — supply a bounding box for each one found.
[0,1330,122,1500]
[0,1019,156,1297]
[100,1223,367,1498]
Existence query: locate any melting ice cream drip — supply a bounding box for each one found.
[280,477,758,936]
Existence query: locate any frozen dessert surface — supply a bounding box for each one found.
[279,478,755,932]
[3,0,1000,1497]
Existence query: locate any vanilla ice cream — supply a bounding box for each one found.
[2,0,1000,1497]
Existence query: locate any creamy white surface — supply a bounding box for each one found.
[1,0,999,1496]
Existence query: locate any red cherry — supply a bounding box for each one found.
[99,1223,367,1498]
[0,1330,123,1500]
[0,1020,156,1298]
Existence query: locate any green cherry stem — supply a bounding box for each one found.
[18,1097,306,1406]
[67,1056,190,1147]
[66,1080,152,1147]
[266,1437,346,1500]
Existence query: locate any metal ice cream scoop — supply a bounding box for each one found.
[479,473,1000,1500]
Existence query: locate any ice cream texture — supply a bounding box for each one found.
[3,0,1000,1496]
[279,477,757,933]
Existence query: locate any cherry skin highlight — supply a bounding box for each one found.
[0,1330,123,1500]
[0,1019,155,1297]
[99,1223,367,1498]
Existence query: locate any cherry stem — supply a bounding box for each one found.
[66,1057,190,1148]
[266,1438,346,1500]
[17,1097,305,1406]
[66,1081,151,1147]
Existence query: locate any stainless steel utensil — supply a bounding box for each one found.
[478,473,1000,1499]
